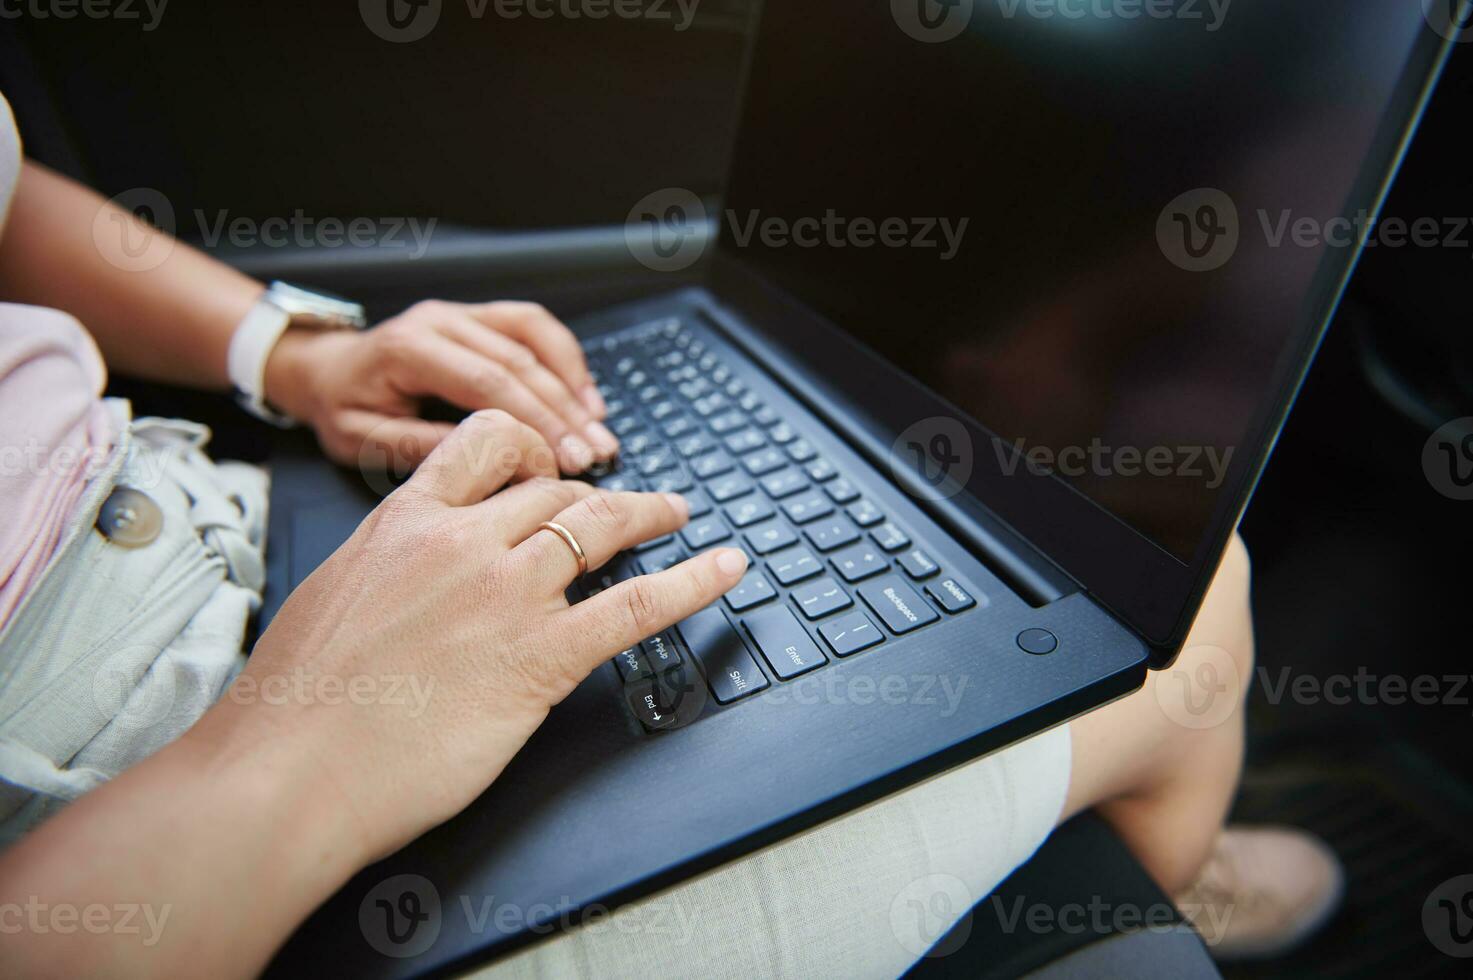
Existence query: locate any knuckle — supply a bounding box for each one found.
[621,579,662,635]
[574,491,623,534]
[410,298,450,319]
[466,407,517,432]
[503,342,538,373]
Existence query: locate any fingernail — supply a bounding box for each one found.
[663,493,690,520]
[715,548,749,577]
[581,384,607,418]
[559,434,595,473]
[584,420,620,457]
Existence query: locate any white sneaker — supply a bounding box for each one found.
[1174,825,1346,960]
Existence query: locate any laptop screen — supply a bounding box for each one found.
[718,0,1441,565]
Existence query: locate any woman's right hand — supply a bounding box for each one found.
[198,409,749,861]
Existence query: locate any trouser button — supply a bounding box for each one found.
[97,487,163,547]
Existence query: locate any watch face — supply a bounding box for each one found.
[268,281,367,328]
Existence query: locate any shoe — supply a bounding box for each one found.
[1174,825,1345,960]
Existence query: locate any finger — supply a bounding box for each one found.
[476,476,599,547]
[403,409,558,507]
[436,313,618,459]
[467,302,604,419]
[338,409,456,471]
[393,330,596,474]
[556,549,750,666]
[511,491,691,589]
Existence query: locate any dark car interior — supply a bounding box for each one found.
[4,3,1470,976]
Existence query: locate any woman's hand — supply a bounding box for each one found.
[263,299,619,474]
[204,409,748,860]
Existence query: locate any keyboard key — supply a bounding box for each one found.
[638,542,685,575]
[744,520,798,555]
[744,606,828,679]
[693,394,728,417]
[897,547,940,579]
[634,533,673,552]
[804,516,860,552]
[681,517,732,550]
[819,612,885,657]
[766,546,823,585]
[708,473,754,502]
[831,542,890,583]
[824,478,860,504]
[753,406,780,427]
[737,392,760,412]
[662,415,697,439]
[724,429,766,455]
[677,606,769,704]
[579,556,633,599]
[709,410,747,434]
[691,451,735,480]
[637,447,680,476]
[611,415,643,437]
[871,522,911,552]
[760,469,808,499]
[791,577,853,619]
[612,645,654,682]
[683,490,712,518]
[741,448,787,476]
[847,499,884,527]
[769,423,797,444]
[676,432,718,458]
[623,666,703,731]
[925,577,979,613]
[725,496,776,528]
[785,439,817,463]
[641,632,683,673]
[781,490,834,525]
[725,571,777,612]
[805,458,838,482]
[648,400,679,421]
[858,575,939,634]
[648,468,693,494]
[596,472,641,493]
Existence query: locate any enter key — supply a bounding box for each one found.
[744,606,829,680]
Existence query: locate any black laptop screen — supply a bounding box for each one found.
[719,0,1435,562]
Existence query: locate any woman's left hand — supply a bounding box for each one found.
[262,299,619,474]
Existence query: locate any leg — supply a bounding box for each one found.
[1063,533,1254,893]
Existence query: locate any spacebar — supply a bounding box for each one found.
[676,606,770,704]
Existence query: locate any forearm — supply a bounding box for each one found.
[0,703,369,979]
[0,160,262,389]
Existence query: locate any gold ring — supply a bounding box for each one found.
[538,521,588,577]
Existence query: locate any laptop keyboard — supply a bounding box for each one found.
[578,318,981,732]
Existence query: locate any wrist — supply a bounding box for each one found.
[261,327,338,428]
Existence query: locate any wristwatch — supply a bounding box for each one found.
[227,281,368,427]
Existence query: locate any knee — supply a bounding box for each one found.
[1185,532,1255,679]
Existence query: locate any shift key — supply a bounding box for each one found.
[676,605,769,704]
[744,607,829,680]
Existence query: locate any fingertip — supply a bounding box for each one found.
[580,384,608,419]
[714,548,749,578]
[663,493,690,522]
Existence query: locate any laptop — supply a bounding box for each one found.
[261,1,1462,974]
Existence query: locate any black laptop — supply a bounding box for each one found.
[262,1,1461,974]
